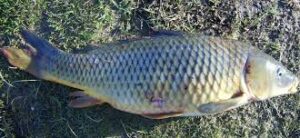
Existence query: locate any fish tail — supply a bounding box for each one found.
[20,29,61,57]
[1,29,62,79]
[1,46,33,70]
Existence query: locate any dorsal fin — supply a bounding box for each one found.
[73,30,186,54]
[148,30,185,37]
[72,44,101,53]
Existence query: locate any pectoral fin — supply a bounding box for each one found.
[68,91,104,108]
[198,93,249,114]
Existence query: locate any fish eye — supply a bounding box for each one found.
[278,72,282,77]
[276,68,283,78]
[275,67,292,87]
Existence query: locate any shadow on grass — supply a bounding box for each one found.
[1,79,182,137]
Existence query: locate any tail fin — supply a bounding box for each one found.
[1,29,61,78]
[1,47,32,70]
[20,29,61,56]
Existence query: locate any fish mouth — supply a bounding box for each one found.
[289,77,299,93]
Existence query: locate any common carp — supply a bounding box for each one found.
[1,30,299,119]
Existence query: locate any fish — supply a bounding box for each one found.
[1,29,299,119]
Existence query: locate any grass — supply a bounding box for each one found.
[0,0,299,137]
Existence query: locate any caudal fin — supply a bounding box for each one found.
[20,29,61,56]
[1,47,32,70]
[1,29,61,78]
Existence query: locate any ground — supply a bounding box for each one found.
[0,0,299,137]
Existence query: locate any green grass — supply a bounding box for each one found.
[0,0,299,137]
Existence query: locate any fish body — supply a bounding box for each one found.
[1,30,298,119]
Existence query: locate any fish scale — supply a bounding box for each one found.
[4,30,297,119]
[36,35,249,114]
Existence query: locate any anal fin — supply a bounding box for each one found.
[142,111,184,119]
[68,91,104,108]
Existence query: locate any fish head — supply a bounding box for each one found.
[245,50,299,100]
